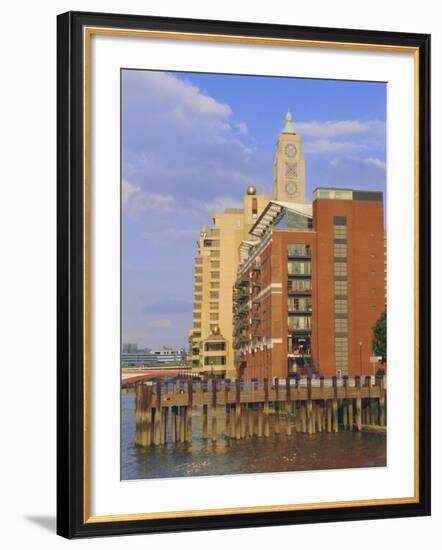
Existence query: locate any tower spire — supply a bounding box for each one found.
[283,109,296,134]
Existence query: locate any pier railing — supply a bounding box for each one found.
[135,376,386,447]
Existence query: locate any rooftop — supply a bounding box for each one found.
[249,200,313,238]
[313,187,383,202]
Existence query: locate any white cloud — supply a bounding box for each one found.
[133,71,232,134]
[122,179,140,205]
[235,121,248,135]
[363,157,387,170]
[304,140,364,154]
[295,119,385,139]
[330,157,386,171]
[147,319,173,329]
[123,179,176,215]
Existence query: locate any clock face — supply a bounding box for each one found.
[285,144,297,158]
[286,182,297,195]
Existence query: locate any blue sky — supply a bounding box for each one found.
[122,70,386,350]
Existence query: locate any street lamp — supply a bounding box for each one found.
[359,341,363,376]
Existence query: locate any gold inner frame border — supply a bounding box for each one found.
[82,26,420,524]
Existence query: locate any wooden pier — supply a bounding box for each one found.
[134,376,386,447]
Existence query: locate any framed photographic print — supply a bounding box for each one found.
[57,11,431,538]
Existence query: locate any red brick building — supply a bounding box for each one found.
[233,188,385,380]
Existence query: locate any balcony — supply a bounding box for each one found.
[288,289,312,297]
[287,244,312,259]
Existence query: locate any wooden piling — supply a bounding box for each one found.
[319,376,327,432]
[379,376,386,426]
[257,403,263,437]
[211,378,218,442]
[241,404,247,438]
[348,400,354,431]
[224,380,230,438]
[186,379,193,443]
[234,379,241,440]
[179,406,186,443]
[327,399,332,433]
[161,407,168,445]
[300,401,307,433]
[316,402,323,433]
[343,400,349,430]
[274,378,280,435]
[263,378,270,437]
[285,378,292,436]
[139,384,153,446]
[153,381,162,445]
[171,406,177,443]
[202,404,208,439]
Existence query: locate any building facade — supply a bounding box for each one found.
[188,190,270,378]
[189,111,385,381]
[121,347,186,367]
[234,188,385,380]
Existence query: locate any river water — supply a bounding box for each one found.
[121,392,386,480]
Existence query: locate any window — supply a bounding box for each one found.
[252,197,258,216]
[194,285,202,293]
[334,299,347,313]
[288,336,311,355]
[287,244,311,257]
[288,316,312,330]
[211,271,220,279]
[210,313,219,321]
[194,302,201,310]
[288,279,311,292]
[288,297,312,312]
[335,337,348,369]
[204,239,220,248]
[194,267,202,274]
[288,260,311,275]
[193,312,201,319]
[210,302,219,310]
[334,243,347,258]
[195,257,202,264]
[333,226,347,239]
[210,291,219,299]
[334,262,347,276]
[204,356,226,366]
[335,318,348,332]
[194,276,202,283]
[210,261,220,269]
[211,282,220,289]
[193,322,201,329]
[210,250,220,258]
[334,280,347,295]
[205,342,226,352]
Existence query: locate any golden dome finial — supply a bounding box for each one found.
[246,185,256,196]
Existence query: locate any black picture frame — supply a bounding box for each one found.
[57,10,431,539]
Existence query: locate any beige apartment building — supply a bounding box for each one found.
[188,190,270,378]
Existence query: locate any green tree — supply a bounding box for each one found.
[372,307,387,363]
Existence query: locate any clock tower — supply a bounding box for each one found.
[273,110,306,203]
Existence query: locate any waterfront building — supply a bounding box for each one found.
[188,190,271,378]
[233,187,385,380]
[121,347,185,367]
